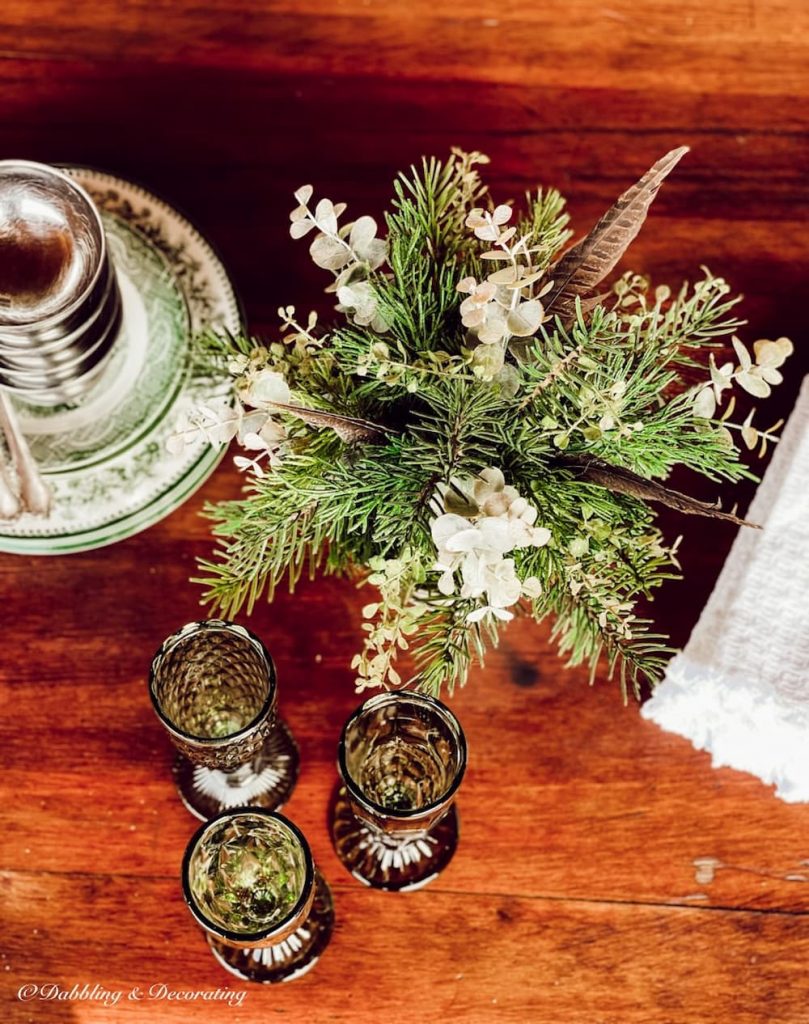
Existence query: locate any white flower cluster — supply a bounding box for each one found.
[168,367,291,477]
[456,204,551,380]
[430,467,550,623]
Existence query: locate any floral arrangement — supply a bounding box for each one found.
[177,147,792,699]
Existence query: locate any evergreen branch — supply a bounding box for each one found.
[517,186,574,267]
[409,597,494,697]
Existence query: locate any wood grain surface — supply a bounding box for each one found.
[1,2,808,1022]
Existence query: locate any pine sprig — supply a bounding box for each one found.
[517,186,574,267]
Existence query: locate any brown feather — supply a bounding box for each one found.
[544,147,690,325]
[268,401,389,443]
[559,454,759,528]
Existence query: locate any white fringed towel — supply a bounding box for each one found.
[642,377,809,801]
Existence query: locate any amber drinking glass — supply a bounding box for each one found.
[182,809,334,983]
[149,620,299,820]
[330,690,467,891]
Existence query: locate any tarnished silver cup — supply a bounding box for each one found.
[0,159,123,404]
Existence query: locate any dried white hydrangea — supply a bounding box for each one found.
[166,396,244,454]
[430,467,549,623]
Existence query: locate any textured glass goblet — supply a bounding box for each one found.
[330,690,467,892]
[182,809,334,983]
[149,620,299,821]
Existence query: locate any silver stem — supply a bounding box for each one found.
[0,391,52,516]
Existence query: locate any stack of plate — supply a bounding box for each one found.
[0,160,122,405]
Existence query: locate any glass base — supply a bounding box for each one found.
[173,718,300,821]
[330,784,459,892]
[207,871,334,983]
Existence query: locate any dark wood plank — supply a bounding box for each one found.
[0,61,806,333]
[0,1,807,98]
[3,871,809,1024]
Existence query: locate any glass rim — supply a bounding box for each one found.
[337,690,467,820]
[0,159,109,329]
[181,808,314,944]
[148,619,276,746]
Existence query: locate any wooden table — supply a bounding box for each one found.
[1,2,808,1021]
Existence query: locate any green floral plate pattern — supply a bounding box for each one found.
[0,167,240,555]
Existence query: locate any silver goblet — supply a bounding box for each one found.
[0,159,122,405]
[149,620,300,820]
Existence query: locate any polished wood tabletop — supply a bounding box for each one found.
[1,2,808,1022]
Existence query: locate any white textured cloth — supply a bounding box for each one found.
[642,377,809,801]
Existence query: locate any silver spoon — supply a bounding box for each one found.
[0,391,52,516]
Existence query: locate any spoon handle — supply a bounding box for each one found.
[0,453,21,520]
[0,391,52,517]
